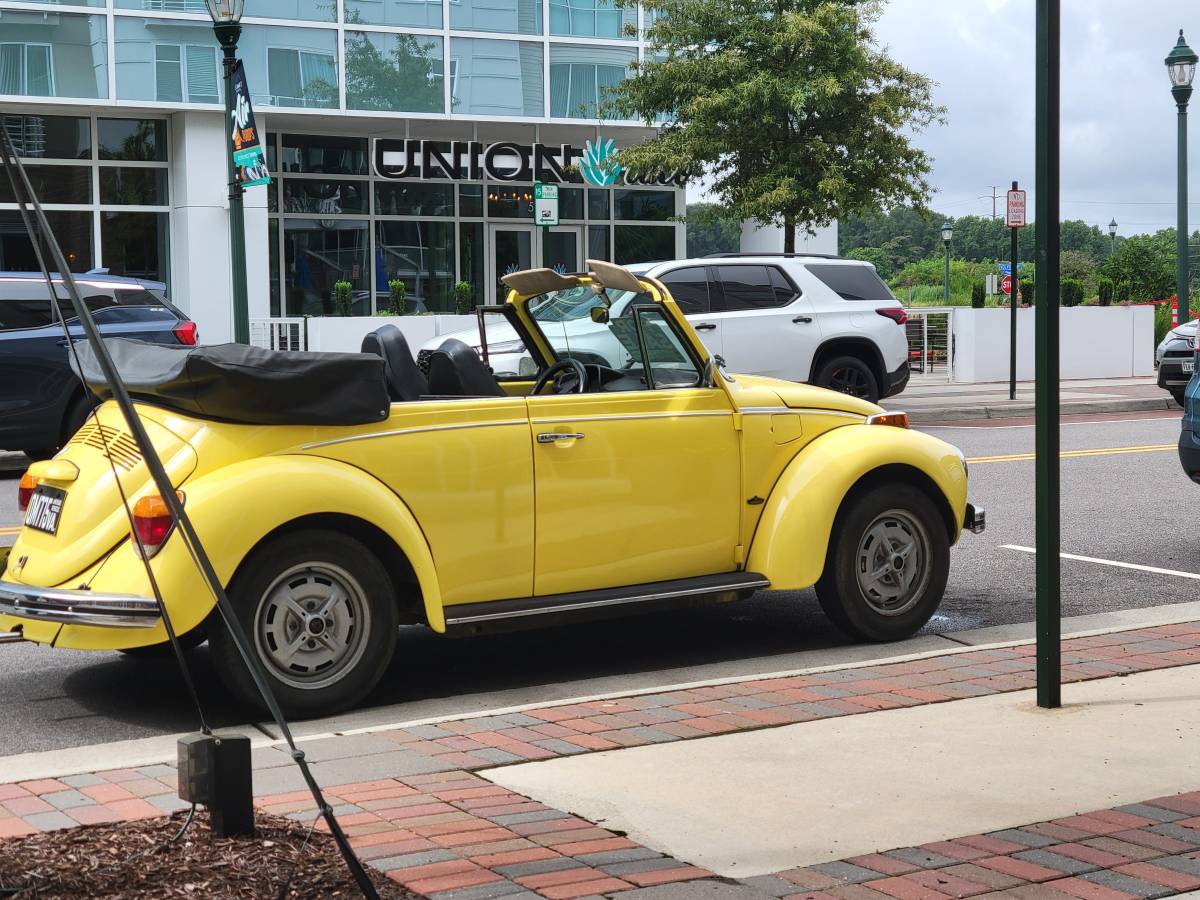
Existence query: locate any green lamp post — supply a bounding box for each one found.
[941,222,953,303]
[1166,30,1197,327]
[205,0,250,344]
[1108,218,1118,256]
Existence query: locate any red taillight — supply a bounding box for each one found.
[132,492,183,557]
[877,308,908,325]
[173,321,198,345]
[17,473,38,512]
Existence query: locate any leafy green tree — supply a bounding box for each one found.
[846,246,894,280]
[607,0,943,252]
[1101,230,1176,301]
[685,202,741,257]
[1060,250,1096,292]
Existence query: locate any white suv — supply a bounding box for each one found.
[420,254,911,403]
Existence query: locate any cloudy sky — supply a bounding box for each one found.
[874,0,1198,236]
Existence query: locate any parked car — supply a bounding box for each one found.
[1157,319,1196,407]
[420,254,910,404]
[0,272,196,459]
[0,261,981,717]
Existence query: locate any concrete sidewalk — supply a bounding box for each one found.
[884,377,1174,424]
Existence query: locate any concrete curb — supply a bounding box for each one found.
[907,395,1175,424]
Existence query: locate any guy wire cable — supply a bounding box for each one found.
[0,153,211,739]
[0,129,380,900]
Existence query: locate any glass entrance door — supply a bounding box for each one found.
[490,225,535,302]
[542,226,583,275]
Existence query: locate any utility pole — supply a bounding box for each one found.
[980,186,1002,220]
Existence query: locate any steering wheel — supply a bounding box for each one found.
[532,358,589,395]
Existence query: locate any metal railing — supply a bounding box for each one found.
[903,306,954,382]
[249,317,307,351]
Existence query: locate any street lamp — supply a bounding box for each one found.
[1108,218,1118,255]
[1167,29,1197,327]
[941,222,953,303]
[205,0,250,344]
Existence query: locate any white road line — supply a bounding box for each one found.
[1002,544,1200,581]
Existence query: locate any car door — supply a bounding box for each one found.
[657,266,722,359]
[0,282,75,452]
[528,304,743,598]
[707,264,819,382]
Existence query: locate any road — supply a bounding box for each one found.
[0,410,1193,757]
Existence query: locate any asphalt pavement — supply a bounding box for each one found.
[0,410,1195,757]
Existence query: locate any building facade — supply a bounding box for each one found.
[0,0,687,342]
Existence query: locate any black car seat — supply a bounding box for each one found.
[360,324,428,402]
[427,338,506,397]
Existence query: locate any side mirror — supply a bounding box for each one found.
[590,306,610,324]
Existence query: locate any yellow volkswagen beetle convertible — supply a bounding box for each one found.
[0,260,983,716]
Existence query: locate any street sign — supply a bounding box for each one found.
[1006,188,1027,228]
[1001,274,1012,295]
[534,183,559,226]
[997,262,1025,276]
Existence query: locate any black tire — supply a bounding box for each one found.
[1171,389,1186,408]
[815,355,880,403]
[815,483,949,642]
[209,529,399,718]
[119,629,207,658]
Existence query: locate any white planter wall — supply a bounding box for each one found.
[949,306,1155,383]
[304,315,478,356]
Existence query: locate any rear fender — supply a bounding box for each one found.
[746,425,967,590]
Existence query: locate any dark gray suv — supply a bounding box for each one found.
[0,272,196,459]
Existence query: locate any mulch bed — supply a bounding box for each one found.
[0,809,417,899]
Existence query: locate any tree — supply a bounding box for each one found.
[685,202,741,257]
[1101,230,1176,302]
[1059,250,1096,291]
[607,0,943,252]
[845,246,894,280]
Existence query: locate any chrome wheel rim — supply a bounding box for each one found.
[854,509,931,616]
[254,562,371,690]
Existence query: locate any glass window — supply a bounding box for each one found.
[614,189,674,221]
[0,14,107,99]
[659,266,711,315]
[283,178,368,214]
[0,211,92,271]
[588,224,609,261]
[269,217,281,317]
[345,31,444,113]
[450,0,542,35]
[2,115,90,159]
[488,184,534,219]
[716,265,788,310]
[0,166,91,204]
[0,284,56,331]
[114,19,221,104]
[459,222,484,306]
[768,266,799,304]
[450,38,543,117]
[550,0,635,39]
[101,211,170,282]
[234,25,337,109]
[98,119,167,161]
[559,188,584,220]
[459,184,483,217]
[284,219,369,316]
[614,224,673,264]
[588,189,609,220]
[375,221,455,312]
[245,0,336,21]
[806,263,898,303]
[280,134,366,175]
[375,182,453,217]
[344,0,441,27]
[549,45,633,118]
[99,168,168,205]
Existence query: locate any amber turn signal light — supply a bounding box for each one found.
[865,412,910,429]
[17,473,38,512]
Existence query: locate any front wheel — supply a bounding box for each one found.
[209,530,398,718]
[815,484,949,642]
[814,356,880,403]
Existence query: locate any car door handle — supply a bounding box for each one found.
[694,323,717,331]
[792,316,813,324]
[537,432,585,444]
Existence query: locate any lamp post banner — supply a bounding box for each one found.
[230,60,270,188]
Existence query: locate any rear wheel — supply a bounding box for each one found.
[1171,389,1186,408]
[815,355,880,403]
[209,530,398,718]
[815,484,949,642]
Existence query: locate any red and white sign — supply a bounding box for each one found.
[1001,274,1012,295]
[1006,189,1027,228]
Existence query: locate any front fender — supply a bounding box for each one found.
[746,425,968,590]
[47,454,444,650]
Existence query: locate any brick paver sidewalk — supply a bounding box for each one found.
[4,620,1200,898]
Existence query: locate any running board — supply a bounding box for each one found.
[444,572,769,636]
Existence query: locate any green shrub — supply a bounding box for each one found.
[333,280,353,317]
[1155,300,1174,345]
[454,280,474,314]
[1098,276,1114,307]
[1019,278,1034,305]
[1116,279,1131,302]
[388,278,407,315]
[970,282,985,309]
[1061,278,1085,307]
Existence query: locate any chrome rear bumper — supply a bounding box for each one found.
[0,580,162,628]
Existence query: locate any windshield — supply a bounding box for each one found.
[527,285,702,387]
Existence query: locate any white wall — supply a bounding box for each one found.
[949,306,1155,383]
[304,314,478,354]
[740,219,838,255]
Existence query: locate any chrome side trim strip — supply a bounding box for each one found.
[445,576,771,625]
[528,411,732,425]
[0,581,161,629]
[301,418,528,451]
[740,406,864,419]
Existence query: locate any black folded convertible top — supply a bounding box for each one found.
[72,338,390,426]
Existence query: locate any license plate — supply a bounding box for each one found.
[1185,360,1195,374]
[24,485,66,535]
